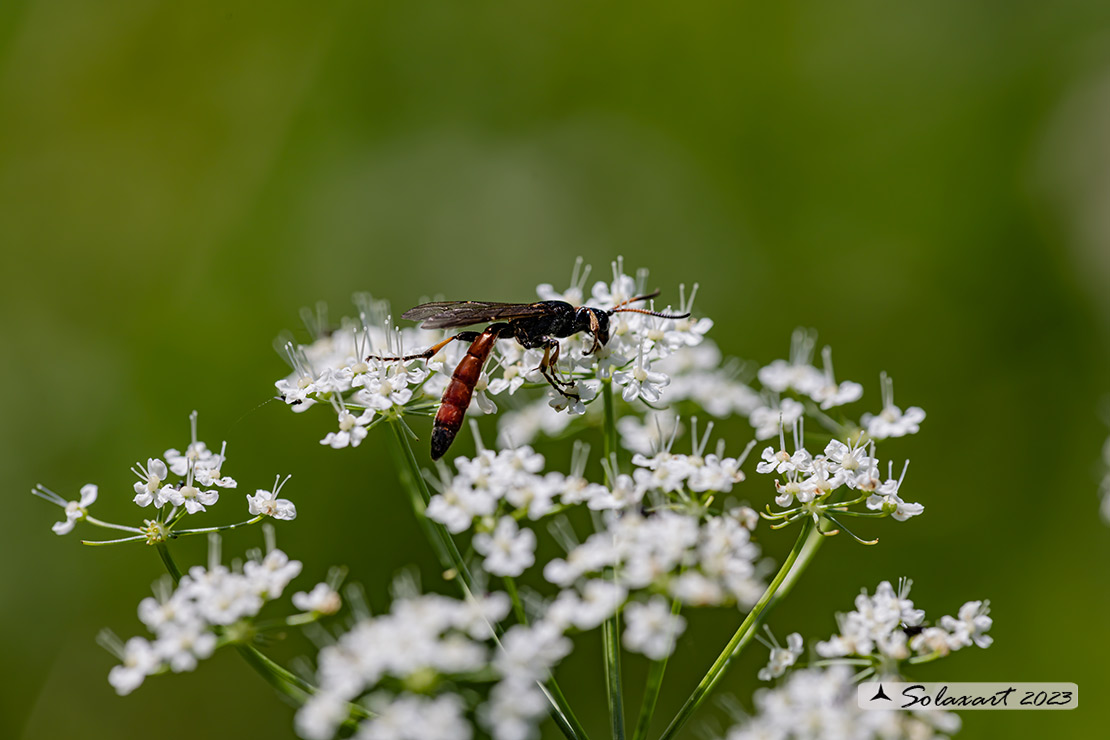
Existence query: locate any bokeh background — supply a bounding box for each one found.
[3,1,1110,738]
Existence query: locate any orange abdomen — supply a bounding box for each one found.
[431,329,498,459]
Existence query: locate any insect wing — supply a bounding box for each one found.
[402,301,551,329]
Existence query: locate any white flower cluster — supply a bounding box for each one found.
[107,548,303,696]
[34,411,297,546]
[297,590,571,740]
[427,427,753,556]
[816,579,992,662]
[545,508,763,616]
[758,433,922,520]
[723,665,961,740]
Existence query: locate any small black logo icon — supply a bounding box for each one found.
[871,684,892,702]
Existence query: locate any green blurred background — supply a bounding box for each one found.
[3,1,1109,737]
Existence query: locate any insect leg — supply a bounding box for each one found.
[369,332,481,363]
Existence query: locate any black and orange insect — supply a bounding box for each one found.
[372,292,690,459]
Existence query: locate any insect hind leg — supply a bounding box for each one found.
[369,331,481,363]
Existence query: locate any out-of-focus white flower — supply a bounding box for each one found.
[473,518,536,577]
[757,329,823,396]
[622,596,686,660]
[360,693,473,740]
[723,665,962,740]
[293,583,342,615]
[545,580,627,631]
[156,621,217,673]
[757,632,803,681]
[808,346,863,410]
[940,600,993,649]
[749,398,805,441]
[108,637,158,695]
[862,372,926,439]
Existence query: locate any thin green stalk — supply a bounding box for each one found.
[174,516,263,536]
[544,680,591,740]
[387,419,468,580]
[658,520,824,740]
[599,378,626,739]
[82,535,147,546]
[631,596,682,740]
[156,543,184,583]
[603,607,626,740]
[602,376,618,465]
[504,576,528,625]
[84,516,143,533]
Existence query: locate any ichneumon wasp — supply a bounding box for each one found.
[371,291,690,459]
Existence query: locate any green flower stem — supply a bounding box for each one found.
[658,519,824,740]
[600,378,627,739]
[631,596,682,740]
[504,576,528,625]
[602,376,618,466]
[84,516,142,533]
[386,419,586,740]
[156,543,184,582]
[387,419,467,580]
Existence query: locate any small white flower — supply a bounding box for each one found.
[169,484,220,514]
[613,339,669,404]
[321,408,375,449]
[865,461,924,521]
[247,475,298,520]
[132,459,169,507]
[473,518,536,577]
[622,596,686,660]
[941,600,993,649]
[758,632,803,681]
[36,483,98,535]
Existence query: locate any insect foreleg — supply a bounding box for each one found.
[537,340,579,399]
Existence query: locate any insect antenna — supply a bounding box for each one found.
[605,288,691,318]
[610,306,691,319]
[609,289,661,310]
